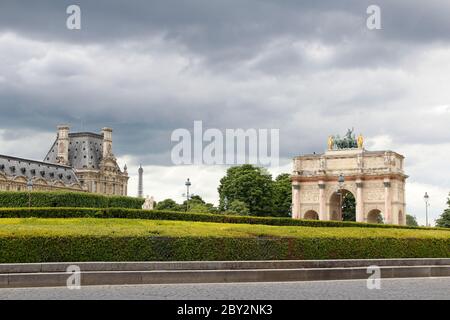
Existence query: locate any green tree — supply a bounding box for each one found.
[272,173,292,217]
[155,198,182,211]
[218,164,273,216]
[406,214,419,227]
[187,202,213,213]
[183,195,217,213]
[226,199,250,216]
[436,195,450,228]
[189,195,205,203]
[342,192,356,221]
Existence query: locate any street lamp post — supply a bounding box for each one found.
[185,178,191,212]
[27,179,33,210]
[338,174,345,220]
[424,192,430,227]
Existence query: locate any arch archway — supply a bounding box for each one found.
[367,209,383,224]
[329,189,356,221]
[304,210,319,220]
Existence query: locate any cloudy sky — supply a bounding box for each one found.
[0,0,449,225]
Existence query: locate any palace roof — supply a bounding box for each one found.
[0,154,79,184]
[44,132,105,170]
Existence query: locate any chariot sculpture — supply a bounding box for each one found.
[328,129,364,150]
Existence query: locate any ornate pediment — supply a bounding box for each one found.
[100,156,122,173]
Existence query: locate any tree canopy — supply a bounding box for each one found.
[155,198,182,211]
[218,164,274,216]
[436,195,450,228]
[218,164,292,217]
[271,173,292,217]
[342,192,356,221]
[406,214,418,227]
[226,199,250,216]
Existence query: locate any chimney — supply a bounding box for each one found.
[102,127,113,158]
[56,125,70,165]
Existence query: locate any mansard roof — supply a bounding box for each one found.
[44,132,104,170]
[0,154,79,184]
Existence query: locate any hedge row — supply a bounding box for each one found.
[0,207,446,231]
[0,236,448,263]
[0,191,144,209]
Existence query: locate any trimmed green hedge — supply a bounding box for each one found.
[0,207,446,231]
[0,236,448,263]
[0,218,448,262]
[0,191,144,209]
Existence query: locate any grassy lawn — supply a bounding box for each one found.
[0,218,448,239]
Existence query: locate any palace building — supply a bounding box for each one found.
[291,130,408,225]
[0,125,129,195]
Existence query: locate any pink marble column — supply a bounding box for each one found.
[384,178,392,224]
[356,179,364,222]
[318,181,326,220]
[292,182,301,219]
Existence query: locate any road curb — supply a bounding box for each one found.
[1,258,449,273]
[0,260,449,288]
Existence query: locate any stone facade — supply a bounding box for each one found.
[0,125,129,195]
[44,126,129,196]
[291,148,408,225]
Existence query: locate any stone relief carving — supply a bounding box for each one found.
[384,151,396,167]
[364,181,383,188]
[319,156,326,170]
[357,153,363,168]
[365,189,384,201]
[301,191,319,202]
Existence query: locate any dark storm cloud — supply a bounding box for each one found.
[1,0,450,168]
[1,1,450,65]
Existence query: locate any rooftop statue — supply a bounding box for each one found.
[328,128,363,150]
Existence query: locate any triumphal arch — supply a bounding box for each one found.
[291,130,407,225]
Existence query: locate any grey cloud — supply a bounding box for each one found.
[0,0,449,189]
[1,1,450,69]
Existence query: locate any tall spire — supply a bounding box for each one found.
[138,165,143,198]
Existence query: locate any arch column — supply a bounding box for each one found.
[355,179,364,222]
[292,181,301,219]
[384,178,392,224]
[318,181,326,220]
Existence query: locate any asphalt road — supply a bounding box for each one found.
[0,277,449,300]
